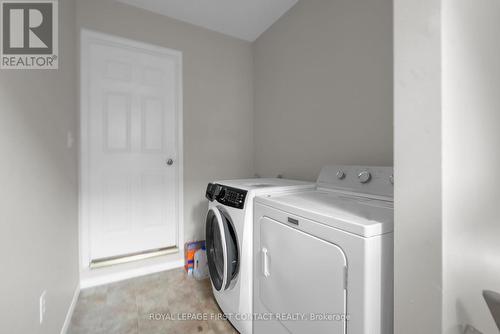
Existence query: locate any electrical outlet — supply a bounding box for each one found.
[39,291,46,324]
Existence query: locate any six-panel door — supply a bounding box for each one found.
[86,38,180,260]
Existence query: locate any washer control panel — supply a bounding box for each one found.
[205,183,247,209]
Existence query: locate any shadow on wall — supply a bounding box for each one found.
[483,290,500,332]
[456,291,500,334]
[189,199,208,241]
[456,300,473,333]
[463,325,483,334]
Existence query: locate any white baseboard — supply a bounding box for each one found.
[80,258,184,289]
[60,284,80,334]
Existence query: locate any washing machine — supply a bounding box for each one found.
[253,166,394,334]
[205,178,314,334]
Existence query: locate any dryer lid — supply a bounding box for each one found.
[256,189,393,237]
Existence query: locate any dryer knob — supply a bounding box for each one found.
[336,169,345,180]
[358,171,371,184]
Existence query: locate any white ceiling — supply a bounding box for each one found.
[116,0,299,41]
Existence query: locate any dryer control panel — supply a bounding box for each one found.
[206,183,247,209]
[317,165,394,199]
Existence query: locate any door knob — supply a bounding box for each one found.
[166,159,174,166]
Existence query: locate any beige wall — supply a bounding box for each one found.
[394,1,443,333]
[443,0,500,333]
[76,0,255,242]
[0,1,79,333]
[0,1,398,331]
[395,1,500,332]
[253,0,393,181]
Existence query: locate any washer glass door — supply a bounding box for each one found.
[205,207,239,291]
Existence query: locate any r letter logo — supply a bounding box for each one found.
[1,0,58,69]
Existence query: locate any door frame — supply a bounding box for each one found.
[79,29,184,272]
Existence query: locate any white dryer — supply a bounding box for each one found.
[253,166,394,334]
[205,178,314,334]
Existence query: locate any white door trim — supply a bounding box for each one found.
[79,29,184,273]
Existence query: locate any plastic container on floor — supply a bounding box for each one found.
[193,247,209,280]
[184,240,205,276]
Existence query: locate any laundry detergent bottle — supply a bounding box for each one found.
[193,246,209,280]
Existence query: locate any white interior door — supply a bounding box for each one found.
[81,31,183,262]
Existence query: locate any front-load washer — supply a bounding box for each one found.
[205,178,314,334]
[253,166,394,334]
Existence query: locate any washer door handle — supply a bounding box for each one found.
[262,248,270,278]
[210,208,229,289]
